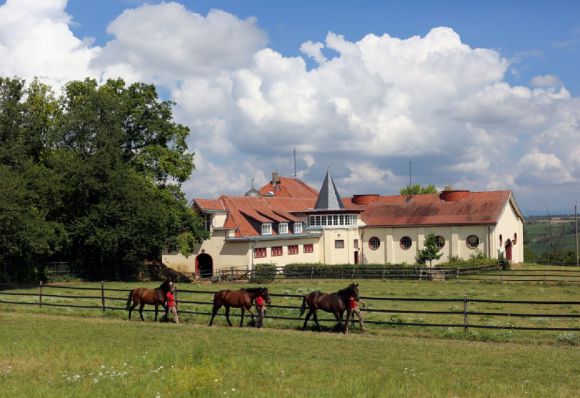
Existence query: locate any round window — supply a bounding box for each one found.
[400,236,412,250]
[466,235,480,249]
[369,237,381,250]
[435,236,445,248]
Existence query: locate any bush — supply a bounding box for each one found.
[282,263,422,279]
[251,263,277,283]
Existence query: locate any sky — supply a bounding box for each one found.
[1,0,579,215]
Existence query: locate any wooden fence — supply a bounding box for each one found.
[1,283,579,332]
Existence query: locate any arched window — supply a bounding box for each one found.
[400,236,412,250]
[435,236,445,248]
[513,233,517,244]
[369,237,381,250]
[499,234,503,246]
[466,235,480,249]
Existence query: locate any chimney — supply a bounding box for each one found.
[272,171,280,185]
[439,190,470,202]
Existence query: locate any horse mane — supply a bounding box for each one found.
[336,284,356,296]
[159,280,172,292]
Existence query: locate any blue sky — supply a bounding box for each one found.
[66,0,580,95]
[1,0,579,215]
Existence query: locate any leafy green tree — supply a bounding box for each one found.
[416,233,443,267]
[0,77,208,280]
[400,184,438,195]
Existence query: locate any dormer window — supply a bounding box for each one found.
[261,223,272,235]
[279,222,288,234]
[294,222,303,234]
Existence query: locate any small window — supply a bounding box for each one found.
[271,246,283,256]
[303,244,314,253]
[513,233,517,244]
[201,214,212,232]
[335,240,345,249]
[261,223,272,235]
[369,237,381,250]
[288,245,299,255]
[466,235,480,249]
[354,239,359,249]
[333,215,339,225]
[279,223,288,234]
[254,248,267,258]
[293,222,303,234]
[435,236,445,248]
[400,236,412,250]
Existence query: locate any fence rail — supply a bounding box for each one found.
[1,282,579,333]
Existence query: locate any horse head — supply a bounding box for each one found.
[340,283,359,301]
[160,280,173,293]
[261,287,272,305]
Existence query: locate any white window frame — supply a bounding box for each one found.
[261,223,272,235]
[294,222,303,234]
[279,222,288,234]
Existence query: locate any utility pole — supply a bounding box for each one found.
[293,147,297,178]
[574,202,580,267]
[409,161,412,187]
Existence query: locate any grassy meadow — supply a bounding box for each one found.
[1,311,579,398]
[1,270,579,397]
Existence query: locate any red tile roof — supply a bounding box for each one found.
[193,180,517,237]
[196,195,316,237]
[258,177,318,198]
[352,191,514,227]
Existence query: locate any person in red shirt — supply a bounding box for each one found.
[346,295,365,332]
[255,295,266,328]
[165,282,179,324]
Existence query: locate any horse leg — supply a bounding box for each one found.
[128,302,138,320]
[240,308,245,327]
[225,306,233,326]
[139,303,145,321]
[154,305,158,322]
[312,310,321,330]
[343,310,351,334]
[209,303,221,326]
[302,309,313,330]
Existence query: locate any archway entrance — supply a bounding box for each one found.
[505,239,512,262]
[196,253,213,278]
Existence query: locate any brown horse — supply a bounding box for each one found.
[126,280,173,321]
[300,283,359,334]
[209,287,271,327]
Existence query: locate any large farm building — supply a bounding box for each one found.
[163,171,524,277]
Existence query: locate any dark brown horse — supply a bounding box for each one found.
[209,287,271,327]
[126,280,173,321]
[300,283,359,334]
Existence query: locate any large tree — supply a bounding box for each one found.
[0,77,207,280]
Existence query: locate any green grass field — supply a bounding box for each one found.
[1,312,579,398]
[525,221,577,258]
[1,272,579,397]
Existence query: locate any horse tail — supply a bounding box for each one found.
[299,295,307,316]
[126,289,134,310]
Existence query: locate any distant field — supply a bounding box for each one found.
[1,312,579,398]
[525,220,577,258]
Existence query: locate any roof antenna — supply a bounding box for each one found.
[293,147,297,178]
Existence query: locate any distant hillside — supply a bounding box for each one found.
[524,217,578,264]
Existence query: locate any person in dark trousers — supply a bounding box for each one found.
[255,295,266,328]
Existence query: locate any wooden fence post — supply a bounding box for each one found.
[100,281,105,312]
[39,280,43,308]
[463,294,469,332]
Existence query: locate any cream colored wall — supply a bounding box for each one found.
[212,213,227,228]
[319,228,361,264]
[251,237,320,267]
[162,229,249,273]
[491,200,524,263]
[361,225,492,266]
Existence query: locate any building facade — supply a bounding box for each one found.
[162,171,524,277]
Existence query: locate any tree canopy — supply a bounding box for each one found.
[400,184,438,195]
[0,77,207,281]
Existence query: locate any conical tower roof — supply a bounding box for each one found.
[314,170,345,210]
